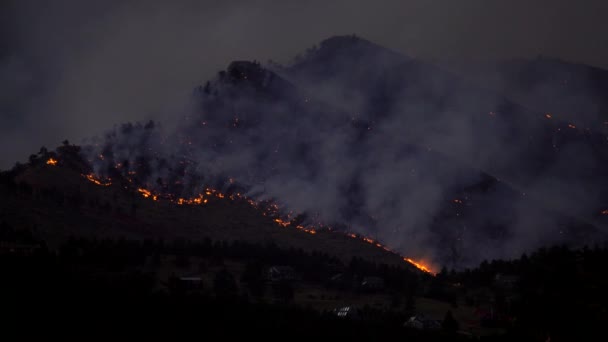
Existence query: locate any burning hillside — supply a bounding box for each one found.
[75,42,608,269]
[73,158,436,274]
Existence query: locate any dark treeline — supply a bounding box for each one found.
[436,245,608,341]
[0,223,463,341]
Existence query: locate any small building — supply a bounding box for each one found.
[267,266,297,283]
[168,275,204,292]
[360,276,385,292]
[179,276,203,286]
[0,242,40,256]
[404,315,442,331]
[328,273,353,290]
[494,273,519,290]
[333,306,359,319]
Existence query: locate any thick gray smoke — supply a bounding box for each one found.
[4,1,608,267]
[3,0,608,169]
[86,37,608,268]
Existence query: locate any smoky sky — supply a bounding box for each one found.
[2,0,608,169]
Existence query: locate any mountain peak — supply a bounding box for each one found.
[318,34,371,49]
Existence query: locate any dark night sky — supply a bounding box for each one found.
[1,0,607,168]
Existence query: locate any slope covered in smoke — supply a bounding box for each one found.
[85,36,607,267]
[1,146,417,269]
[279,35,608,254]
[447,57,608,128]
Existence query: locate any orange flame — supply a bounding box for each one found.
[274,218,290,227]
[404,258,436,275]
[83,174,111,187]
[137,188,157,200]
[82,171,437,271]
[46,158,58,166]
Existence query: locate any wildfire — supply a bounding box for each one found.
[81,171,436,274]
[137,188,157,201]
[404,258,436,275]
[46,158,58,166]
[274,218,290,227]
[83,174,112,187]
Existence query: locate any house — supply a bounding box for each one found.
[332,306,359,319]
[360,276,385,292]
[328,273,352,290]
[404,315,442,331]
[178,276,203,287]
[0,242,40,256]
[465,287,495,306]
[494,273,519,290]
[168,275,204,292]
[267,266,297,283]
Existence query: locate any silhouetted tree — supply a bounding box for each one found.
[272,280,294,303]
[241,261,266,298]
[442,310,459,332]
[213,269,237,299]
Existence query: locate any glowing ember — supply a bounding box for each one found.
[137,188,157,200]
[274,218,290,227]
[404,258,435,275]
[83,174,112,187]
[82,171,437,272]
[46,158,58,166]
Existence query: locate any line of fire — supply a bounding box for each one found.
[46,156,436,275]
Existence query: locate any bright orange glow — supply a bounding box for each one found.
[404,258,436,275]
[274,218,290,227]
[46,158,58,166]
[138,188,152,198]
[83,174,111,187]
[81,171,439,273]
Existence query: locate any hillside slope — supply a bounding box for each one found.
[0,146,423,272]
